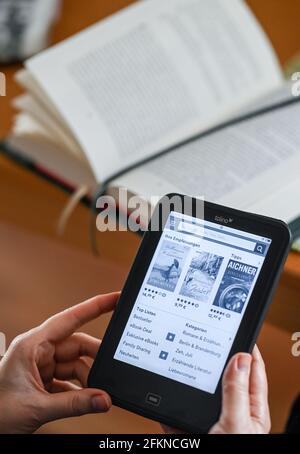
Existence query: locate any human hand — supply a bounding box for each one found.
[0,293,119,434]
[209,346,271,434]
[163,346,271,434]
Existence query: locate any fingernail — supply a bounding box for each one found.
[91,394,110,412]
[237,354,251,371]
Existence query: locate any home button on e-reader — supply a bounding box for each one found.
[146,392,161,406]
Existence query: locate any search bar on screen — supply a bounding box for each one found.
[178,221,257,252]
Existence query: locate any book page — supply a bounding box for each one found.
[15,69,79,149]
[26,0,282,182]
[114,98,300,223]
[13,94,85,160]
[9,113,96,188]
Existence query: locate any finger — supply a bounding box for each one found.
[55,333,101,363]
[54,358,91,387]
[43,389,112,423]
[49,379,81,393]
[220,353,252,430]
[39,293,120,342]
[249,345,271,431]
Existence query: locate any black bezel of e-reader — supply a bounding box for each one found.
[88,194,291,433]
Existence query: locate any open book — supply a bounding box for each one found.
[5,0,300,236]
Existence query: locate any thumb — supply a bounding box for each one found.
[43,389,112,423]
[220,353,252,429]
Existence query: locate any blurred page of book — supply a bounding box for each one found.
[25,0,282,182]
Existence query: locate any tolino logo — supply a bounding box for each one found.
[214,215,234,224]
[0,72,6,97]
[291,72,300,97]
[0,332,6,357]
